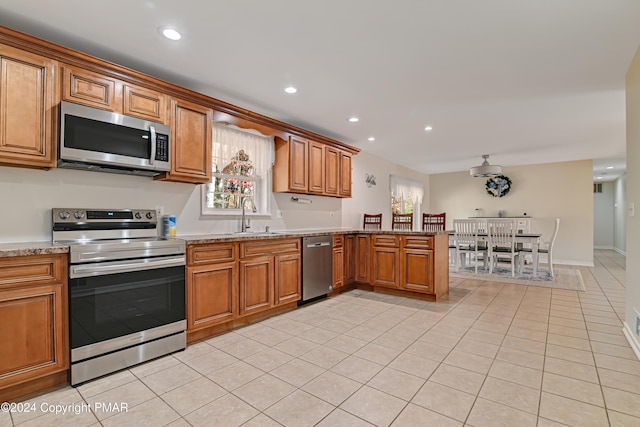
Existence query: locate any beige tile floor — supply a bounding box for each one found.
[2,249,638,426]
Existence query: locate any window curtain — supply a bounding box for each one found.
[389,175,424,231]
[212,123,275,174]
[211,123,275,212]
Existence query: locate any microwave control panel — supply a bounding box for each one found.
[156,134,169,161]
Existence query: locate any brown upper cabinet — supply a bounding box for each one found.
[339,151,352,197]
[308,140,325,194]
[0,26,358,180]
[273,135,352,198]
[156,98,212,184]
[274,135,308,193]
[0,44,58,169]
[62,65,169,125]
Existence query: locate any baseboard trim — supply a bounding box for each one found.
[623,322,640,361]
[614,247,627,256]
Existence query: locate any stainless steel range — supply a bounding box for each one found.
[52,208,186,386]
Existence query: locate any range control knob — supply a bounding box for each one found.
[146,212,154,219]
[134,212,142,219]
[59,211,70,220]
[74,211,85,220]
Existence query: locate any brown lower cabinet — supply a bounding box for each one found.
[347,233,449,300]
[344,234,355,285]
[187,261,237,330]
[0,254,68,401]
[187,238,301,335]
[354,234,371,283]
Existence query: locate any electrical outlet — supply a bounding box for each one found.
[630,203,635,217]
[155,206,164,218]
[635,309,640,337]
[330,211,335,219]
[276,210,283,219]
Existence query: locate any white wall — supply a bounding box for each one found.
[0,150,428,243]
[614,174,627,254]
[429,160,594,266]
[594,181,615,249]
[341,151,430,230]
[625,45,640,358]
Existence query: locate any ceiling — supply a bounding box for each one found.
[1,1,638,182]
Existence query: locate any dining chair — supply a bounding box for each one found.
[422,212,446,232]
[453,219,488,273]
[392,213,413,231]
[363,213,383,230]
[487,219,520,277]
[519,218,560,278]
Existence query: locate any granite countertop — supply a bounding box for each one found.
[180,228,452,244]
[0,241,70,258]
[0,229,453,256]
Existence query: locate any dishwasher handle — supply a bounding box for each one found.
[306,242,331,248]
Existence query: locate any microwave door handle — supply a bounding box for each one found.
[149,125,157,166]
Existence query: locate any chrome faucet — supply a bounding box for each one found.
[240,196,256,232]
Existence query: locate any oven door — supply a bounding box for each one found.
[69,259,185,361]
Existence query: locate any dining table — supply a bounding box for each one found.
[450,231,543,276]
[476,232,542,276]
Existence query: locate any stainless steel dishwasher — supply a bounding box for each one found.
[301,235,333,303]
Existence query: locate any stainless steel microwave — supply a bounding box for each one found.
[58,101,171,176]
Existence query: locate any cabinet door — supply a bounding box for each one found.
[401,249,433,293]
[338,151,352,197]
[344,235,355,284]
[325,146,339,196]
[275,253,301,305]
[0,45,57,168]
[187,262,237,331]
[355,235,370,283]
[123,84,168,124]
[288,136,308,191]
[0,283,68,390]
[308,141,325,194]
[62,65,120,111]
[239,257,273,315]
[372,247,399,288]
[162,98,212,183]
[333,247,344,289]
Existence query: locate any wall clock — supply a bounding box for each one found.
[486,175,512,197]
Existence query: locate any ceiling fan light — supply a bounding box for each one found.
[470,154,502,177]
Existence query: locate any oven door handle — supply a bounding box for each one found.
[70,255,185,278]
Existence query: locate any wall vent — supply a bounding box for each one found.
[593,183,603,193]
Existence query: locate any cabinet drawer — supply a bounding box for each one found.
[402,236,433,250]
[123,84,168,124]
[240,238,301,258]
[62,65,121,111]
[188,243,236,265]
[372,235,399,248]
[333,235,344,248]
[0,254,66,288]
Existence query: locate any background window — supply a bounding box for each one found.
[389,175,424,230]
[202,123,274,215]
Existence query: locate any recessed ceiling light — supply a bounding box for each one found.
[424,126,433,131]
[596,176,603,180]
[606,166,614,169]
[159,27,181,41]
[284,86,297,94]
[348,117,359,123]
[368,137,375,142]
